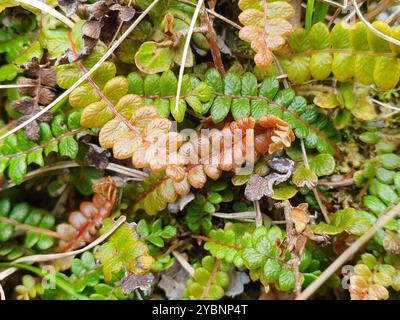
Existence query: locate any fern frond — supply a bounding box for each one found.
[57,177,117,252]
[0,111,84,184]
[0,198,56,250]
[279,22,400,90]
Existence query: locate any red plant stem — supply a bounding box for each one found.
[0,128,84,160]
[202,1,225,77]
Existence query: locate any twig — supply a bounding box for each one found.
[385,6,400,24]
[1,161,146,191]
[0,0,161,143]
[0,216,126,282]
[254,200,262,227]
[290,0,302,27]
[0,217,62,239]
[371,98,400,112]
[327,7,342,28]
[0,84,44,89]
[278,200,302,297]
[108,0,133,48]
[364,0,396,21]
[202,1,225,77]
[319,178,354,187]
[297,201,400,300]
[212,211,256,219]
[172,251,194,276]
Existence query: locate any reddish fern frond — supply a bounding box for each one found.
[56,177,117,252]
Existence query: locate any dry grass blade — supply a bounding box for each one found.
[174,0,205,117]
[0,0,161,143]
[0,283,5,300]
[352,0,400,46]
[16,0,75,28]
[0,216,126,282]
[1,161,146,191]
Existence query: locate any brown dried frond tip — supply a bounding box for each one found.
[16,57,56,105]
[255,115,295,154]
[56,177,117,252]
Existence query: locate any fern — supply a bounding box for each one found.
[128,113,295,216]
[203,223,250,268]
[0,111,84,184]
[279,22,400,90]
[0,198,56,250]
[313,136,400,253]
[184,256,230,300]
[237,1,295,68]
[95,218,155,281]
[56,51,338,156]
[56,177,117,252]
[349,253,400,300]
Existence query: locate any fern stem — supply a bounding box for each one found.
[0,0,161,143]
[67,31,140,135]
[201,259,220,299]
[297,201,400,300]
[0,128,84,160]
[211,93,339,158]
[0,216,63,239]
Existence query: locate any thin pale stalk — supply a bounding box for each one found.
[16,0,75,28]
[353,0,400,46]
[372,98,400,112]
[172,251,195,276]
[0,216,126,282]
[174,0,205,118]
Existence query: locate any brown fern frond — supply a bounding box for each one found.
[56,177,117,252]
[100,106,295,192]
